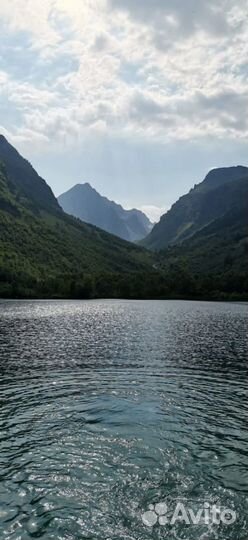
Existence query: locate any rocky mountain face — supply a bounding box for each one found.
[58,183,153,243]
[0,135,60,213]
[0,136,154,298]
[142,166,248,250]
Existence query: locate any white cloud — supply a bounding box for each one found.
[109,0,234,41]
[139,205,168,223]
[0,0,248,150]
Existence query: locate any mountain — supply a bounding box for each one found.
[0,136,156,298]
[142,166,248,250]
[58,183,153,242]
[0,135,60,213]
[0,136,247,300]
[161,191,248,274]
[157,194,248,299]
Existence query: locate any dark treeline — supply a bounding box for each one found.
[1,266,247,301]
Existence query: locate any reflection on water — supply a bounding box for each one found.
[0,299,247,539]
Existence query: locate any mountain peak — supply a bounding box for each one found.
[74,181,92,189]
[201,166,248,190]
[83,181,93,188]
[0,134,11,151]
[58,183,152,242]
[0,135,60,212]
[142,165,248,250]
[206,165,248,176]
[72,182,97,193]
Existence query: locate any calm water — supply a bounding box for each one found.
[0,300,247,540]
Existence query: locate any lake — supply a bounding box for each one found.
[0,299,247,539]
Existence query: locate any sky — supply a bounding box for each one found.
[0,0,248,222]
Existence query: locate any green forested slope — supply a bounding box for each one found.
[0,135,247,300]
[143,166,248,250]
[158,202,248,298]
[0,135,59,212]
[0,164,155,297]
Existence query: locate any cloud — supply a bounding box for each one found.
[0,0,247,152]
[109,0,238,45]
[128,87,248,139]
[139,205,168,223]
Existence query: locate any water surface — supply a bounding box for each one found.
[0,300,247,539]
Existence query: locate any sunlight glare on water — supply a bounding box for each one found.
[0,299,247,539]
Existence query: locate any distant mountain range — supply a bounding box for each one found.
[142,166,248,250]
[58,183,153,242]
[0,133,247,299]
[0,135,154,298]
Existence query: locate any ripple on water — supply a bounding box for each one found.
[0,299,247,539]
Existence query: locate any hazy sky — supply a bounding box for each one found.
[0,0,248,221]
